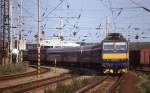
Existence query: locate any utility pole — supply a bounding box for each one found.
[106,16,109,36]
[19,0,23,41]
[56,18,64,48]
[18,0,23,63]
[9,0,12,51]
[16,0,20,63]
[37,0,41,77]
[2,0,10,65]
[60,19,63,48]
[0,0,3,64]
[9,0,13,64]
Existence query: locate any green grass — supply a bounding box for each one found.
[0,63,28,76]
[129,42,150,49]
[137,74,150,93]
[45,78,90,93]
[142,81,150,93]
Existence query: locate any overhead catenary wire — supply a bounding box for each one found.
[17,0,150,42]
[42,0,64,21]
[108,0,117,32]
[129,0,150,12]
[15,0,37,22]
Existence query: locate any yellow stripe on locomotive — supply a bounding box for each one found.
[102,53,128,59]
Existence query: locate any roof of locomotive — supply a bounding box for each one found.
[46,44,101,53]
[102,33,127,42]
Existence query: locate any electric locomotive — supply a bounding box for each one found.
[23,33,128,74]
[101,33,129,73]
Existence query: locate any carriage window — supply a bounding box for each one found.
[115,42,127,50]
[103,43,114,50]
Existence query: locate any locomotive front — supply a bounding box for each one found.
[101,33,129,73]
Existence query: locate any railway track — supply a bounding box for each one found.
[107,75,123,93]
[0,73,72,93]
[135,68,150,73]
[73,75,124,93]
[0,65,49,81]
[73,76,108,93]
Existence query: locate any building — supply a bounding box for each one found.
[26,39,80,49]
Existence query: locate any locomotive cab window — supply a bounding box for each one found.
[103,42,114,50]
[115,42,127,50]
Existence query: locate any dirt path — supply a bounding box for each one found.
[120,72,141,93]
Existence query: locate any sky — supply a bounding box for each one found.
[11,0,150,43]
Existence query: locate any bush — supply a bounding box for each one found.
[70,79,81,90]
[81,78,89,85]
[45,83,69,93]
[0,63,28,75]
[142,81,150,93]
[137,74,150,93]
[45,78,90,93]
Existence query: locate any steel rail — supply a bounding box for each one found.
[107,75,124,93]
[0,73,70,93]
[0,65,48,81]
[74,76,109,93]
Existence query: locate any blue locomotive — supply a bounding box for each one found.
[101,33,129,73]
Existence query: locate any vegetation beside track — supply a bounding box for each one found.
[129,42,150,49]
[137,73,150,93]
[45,78,92,93]
[0,63,28,75]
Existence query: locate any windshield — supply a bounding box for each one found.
[115,42,127,50]
[103,43,114,50]
[103,42,127,50]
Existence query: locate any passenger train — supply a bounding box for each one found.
[23,33,129,73]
